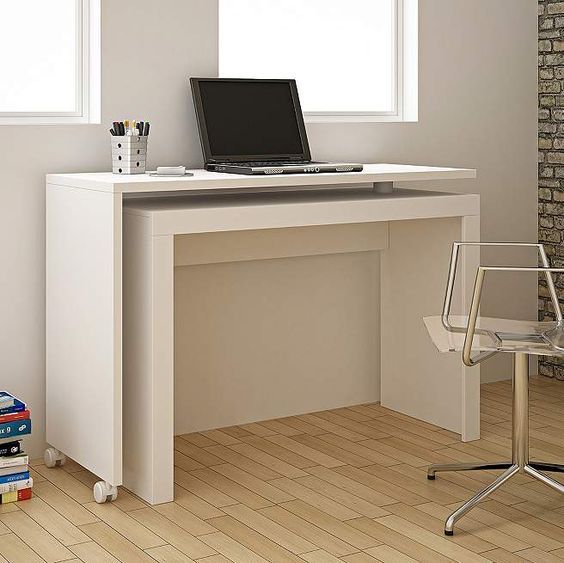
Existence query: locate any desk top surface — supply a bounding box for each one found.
[47,163,477,194]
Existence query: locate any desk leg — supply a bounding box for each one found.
[380,215,480,442]
[123,214,174,504]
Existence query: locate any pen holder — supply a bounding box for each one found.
[111,135,148,175]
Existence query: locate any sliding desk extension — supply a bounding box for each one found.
[46,164,479,504]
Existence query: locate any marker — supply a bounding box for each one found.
[143,122,150,136]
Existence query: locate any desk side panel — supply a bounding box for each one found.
[380,216,480,439]
[46,183,122,485]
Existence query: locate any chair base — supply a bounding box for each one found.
[427,352,564,535]
[428,461,564,535]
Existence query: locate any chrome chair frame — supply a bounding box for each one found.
[428,242,564,535]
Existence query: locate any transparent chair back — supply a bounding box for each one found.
[424,242,564,366]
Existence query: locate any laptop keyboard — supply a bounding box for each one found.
[230,161,310,167]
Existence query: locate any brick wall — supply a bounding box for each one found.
[539,1,564,379]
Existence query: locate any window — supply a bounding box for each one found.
[219,0,417,123]
[0,0,100,124]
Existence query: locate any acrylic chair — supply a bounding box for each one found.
[424,242,564,536]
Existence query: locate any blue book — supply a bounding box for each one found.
[0,393,25,416]
[0,471,29,484]
[0,420,31,440]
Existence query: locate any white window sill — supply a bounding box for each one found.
[0,116,100,125]
[305,114,418,124]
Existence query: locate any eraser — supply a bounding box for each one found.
[156,166,186,176]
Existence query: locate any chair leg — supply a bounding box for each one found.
[525,465,564,494]
[428,353,564,535]
[444,465,520,535]
[529,462,564,475]
[427,462,513,480]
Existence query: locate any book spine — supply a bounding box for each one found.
[0,394,25,411]
[0,441,21,457]
[0,478,32,493]
[0,471,29,484]
[0,420,31,440]
[0,411,30,424]
[0,488,32,504]
[0,465,27,478]
[0,405,25,415]
[0,455,28,469]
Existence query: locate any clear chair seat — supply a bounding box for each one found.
[424,315,564,357]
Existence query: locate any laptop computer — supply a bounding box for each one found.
[190,78,363,175]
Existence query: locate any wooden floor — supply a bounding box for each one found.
[3,378,564,562]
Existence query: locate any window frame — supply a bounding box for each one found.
[304,0,418,123]
[0,0,101,125]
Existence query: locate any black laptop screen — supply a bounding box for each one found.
[192,79,310,161]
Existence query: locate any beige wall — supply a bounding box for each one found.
[0,0,218,458]
[0,0,537,457]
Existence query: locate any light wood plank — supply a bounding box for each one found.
[0,533,45,563]
[365,544,419,562]
[32,481,99,526]
[174,485,226,520]
[279,500,378,550]
[228,442,308,479]
[198,531,268,563]
[258,505,358,557]
[376,514,490,562]
[220,504,316,554]
[265,436,345,468]
[145,544,196,562]
[17,497,89,546]
[208,464,294,504]
[153,502,216,536]
[268,477,362,520]
[206,514,304,562]
[128,508,215,559]
[203,445,282,480]
[69,541,120,563]
[188,468,274,509]
[84,502,165,550]
[300,549,342,562]
[79,521,156,563]
[0,511,73,563]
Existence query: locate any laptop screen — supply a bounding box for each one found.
[191,78,311,163]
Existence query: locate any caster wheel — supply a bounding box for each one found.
[44,447,66,468]
[445,530,454,536]
[93,481,118,503]
[427,475,436,480]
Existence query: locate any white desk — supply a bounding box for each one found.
[46,165,479,504]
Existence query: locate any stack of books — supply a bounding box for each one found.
[0,392,32,504]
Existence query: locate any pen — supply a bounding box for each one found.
[111,119,148,136]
